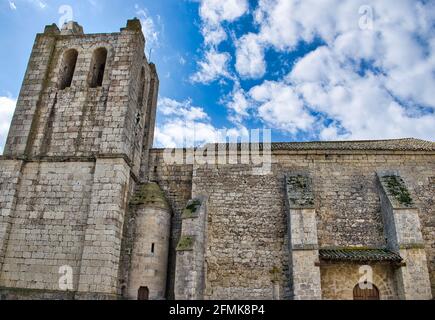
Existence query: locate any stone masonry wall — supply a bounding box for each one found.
[282,152,434,298]
[0,160,24,272]
[147,149,193,299]
[1,147,433,299]
[77,158,131,296]
[192,164,290,300]
[149,149,435,299]
[320,263,399,300]
[0,160,94,291]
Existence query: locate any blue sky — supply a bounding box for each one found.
[0,0,434,152]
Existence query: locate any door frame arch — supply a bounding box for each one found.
[353,283,380,300]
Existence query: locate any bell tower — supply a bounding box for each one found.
[3,18,158,177]
[0,19,159,299]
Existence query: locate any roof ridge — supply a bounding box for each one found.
[150,138,435,151]
[210,138,434,145]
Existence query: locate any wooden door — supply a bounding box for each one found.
[353,284,380,300]
[138,286,149,300]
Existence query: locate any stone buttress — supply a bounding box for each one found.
[174,197,207,300]
[377,172,432,299]
[285,174,322,300]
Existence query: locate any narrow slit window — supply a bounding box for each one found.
[58,49,78,90]
[88,47,107,88]
[151,243,155,254]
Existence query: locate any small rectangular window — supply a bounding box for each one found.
[151,243,155,254]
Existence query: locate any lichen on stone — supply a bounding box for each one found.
[176,235,195,251]
[269,266,282,282]
[286,174,315,208]
[382,175,414,207]
[129,182,169,209]
[182,199,202,219]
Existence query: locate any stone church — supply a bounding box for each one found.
[0,19,434,300]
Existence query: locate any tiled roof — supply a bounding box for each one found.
[271,138,435,151]
[206,138,435,152]
[319,248,403,262]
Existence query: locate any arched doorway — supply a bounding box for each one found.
[120,284,126,299]
[353,284,380,300]
[138,286,149,300]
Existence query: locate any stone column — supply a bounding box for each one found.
[286,174,322,300]
[76,158,131,298]
[174,197,207,300]
[377,172,432,300]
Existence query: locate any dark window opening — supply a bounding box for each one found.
[88,47,107,88]
[58,49,78,90]
[151,243,155,254]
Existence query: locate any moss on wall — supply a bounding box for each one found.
[129,182,169,209]
[176,236,195,251]
[182,199,201,219]
[382,175,414,207]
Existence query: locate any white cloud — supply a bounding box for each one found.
[249,81,315,134]
[191,49,232,83]
[199,0,249,45]
[199,0,249,25]
[319,124,342,141]
[28,0,46,9]
[154,97,248,148]
[135,5,162,50]
[7,0,47,10]
[235,33,266,79]
[229,0,435,141]
[158,97,209,122]
[155,120,216,149]
[284,44,435,140]
[34,0,46,9]
[225,84,251,124]
[201,24,227,47]
[0,96,16,154]
[192,0,249,84]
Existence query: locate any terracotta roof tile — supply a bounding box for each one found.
[151,138,435,152]
[319,248,403,262]
[270,138,435,151]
